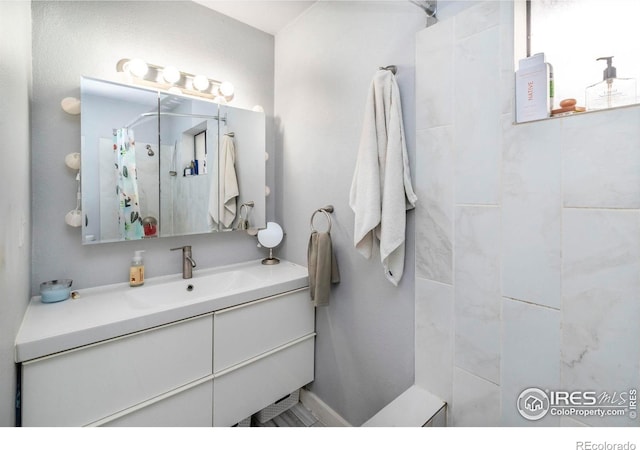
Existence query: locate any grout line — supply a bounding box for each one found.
[455,203,501,208]
[414,276,453,288]
[562,206,640,211]
[502,296,561,312]
[455,365,500,388]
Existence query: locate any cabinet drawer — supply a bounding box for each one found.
[22,314,213,427]
[99,380,213,427]
[213,288,313,372]
[213,335,314,427]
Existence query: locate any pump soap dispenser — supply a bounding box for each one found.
[585,56,636,111]
[130,250,145,287]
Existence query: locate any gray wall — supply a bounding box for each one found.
[30,1,275,294]
[275,1,424,426]
[0,1,32,426]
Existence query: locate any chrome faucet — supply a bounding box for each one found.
[170,245,197,279]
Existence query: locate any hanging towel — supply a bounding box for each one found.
[307,231,340,307]
[208,134,239,228]
[349,69,417,286]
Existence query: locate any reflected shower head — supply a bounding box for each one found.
[409,0,437,20]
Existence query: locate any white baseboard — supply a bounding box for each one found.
[299,388,352,427]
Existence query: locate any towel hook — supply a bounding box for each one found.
[379,65,397,75]
[310,205,334,233]
[238,201,254,230]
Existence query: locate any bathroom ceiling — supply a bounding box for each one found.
[192,1,318,35]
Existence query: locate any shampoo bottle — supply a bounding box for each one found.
[515,53,554,122]
[129,250,145,287]
[585,56,636,111]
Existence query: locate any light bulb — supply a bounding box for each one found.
[162,66,181,84]
[127,58,148,78]
[192,75,210,91]
[65,209,82,227]
[65,152,81,170]
[219,81,234,97]
[61,97,81,115]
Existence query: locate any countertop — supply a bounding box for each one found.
[15,259,309,363]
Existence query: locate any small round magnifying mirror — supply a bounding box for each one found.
[257,222,284,265]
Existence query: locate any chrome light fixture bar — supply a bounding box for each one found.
[116,58,234,103]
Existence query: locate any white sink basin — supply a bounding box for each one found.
[16,259,310,363]
[127,270,262,308]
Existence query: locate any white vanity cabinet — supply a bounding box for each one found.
[20,314,214,427]
[17,266,314,427]
[212,288,315,426]
[100,380,214,427]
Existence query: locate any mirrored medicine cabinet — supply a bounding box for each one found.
[81,77,266,245]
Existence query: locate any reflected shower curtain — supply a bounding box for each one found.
[114,128,143,240]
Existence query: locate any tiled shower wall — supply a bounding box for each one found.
[415,1,640,426]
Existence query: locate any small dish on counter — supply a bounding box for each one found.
[40,279,73,303]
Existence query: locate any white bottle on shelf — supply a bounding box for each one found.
[515,52,553,123]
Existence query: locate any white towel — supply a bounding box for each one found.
[208,134,239,228]
[349,69,417,286]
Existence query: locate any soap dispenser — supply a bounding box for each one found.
[130,250,145,287]
[585,56,636,110]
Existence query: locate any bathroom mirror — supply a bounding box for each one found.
[257,222,284,265]
[80,77,266,244]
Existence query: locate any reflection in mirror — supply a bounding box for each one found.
[80,77,266,244]
[158,92,220,236]
[217,104,266,232]
[81,77,159,243]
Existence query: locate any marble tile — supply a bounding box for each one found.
[452,368,501,426]
[454,26,502,205]
[501,116,562,309]
[415,277,454,405]
[562,107,640,209]
[499,0,515,116]
[454,206,501,384]
[501,298,561,426]
[562,209,640,427]
[415,127,453,284]
[416,19,453,130]
[454,0,500,41]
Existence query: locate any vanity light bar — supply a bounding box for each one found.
[116,58,234,102]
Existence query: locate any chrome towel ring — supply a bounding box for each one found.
[310,205,334,233]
